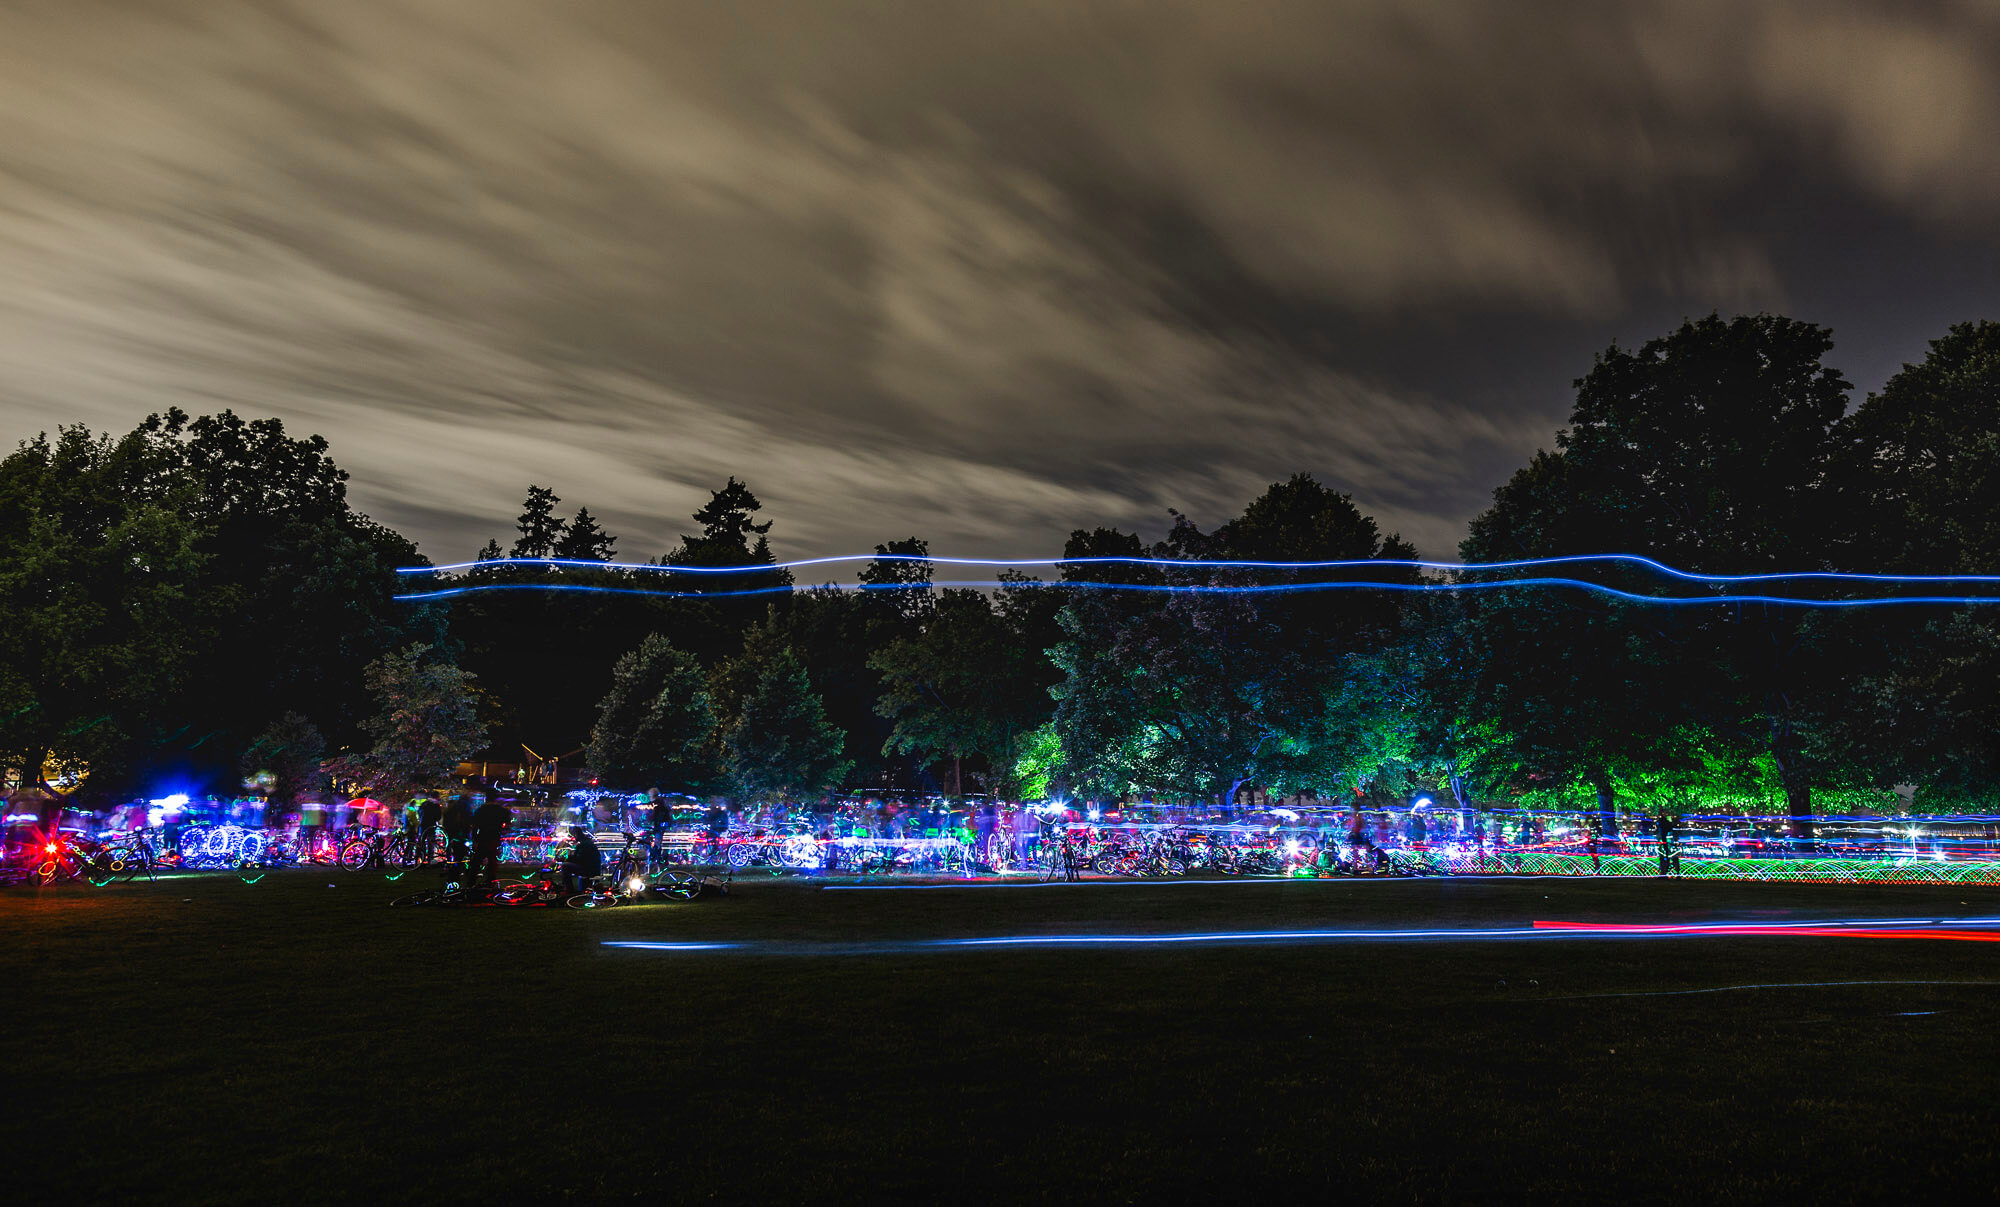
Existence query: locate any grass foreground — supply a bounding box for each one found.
[10,869,2000,1203]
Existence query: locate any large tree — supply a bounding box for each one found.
[870,589,1045,796]
[0,422,214,806]
[1047,479,1416,807]
[240,712,329,819]
[587,635,719,792]
[328,644,488,803]
[1837,320,2000,805]
[1464,314,1868,830]
[720,639,850,803]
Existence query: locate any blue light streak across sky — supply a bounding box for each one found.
[394,577,2000,608]
[400,551,2000,584]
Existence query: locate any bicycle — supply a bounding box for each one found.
[25,832,118,886]
[1038,818,1080,883]
[102,829,173,883]
[390,880,482,907]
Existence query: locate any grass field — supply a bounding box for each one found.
[10,868,2000,1203]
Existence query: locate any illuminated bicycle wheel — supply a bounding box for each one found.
[83,850,119,888]
[778,836,821,869]
[566,891,619,909]
[104,846,141,882]
[338,839,373,870]
[726,841,755,869]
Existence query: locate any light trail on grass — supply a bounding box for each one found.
[599,916,2000,956]
[815,877,1522,891]
[596,942,739,951]
[1519,979,2000,1001]
[1533,920,2000,941]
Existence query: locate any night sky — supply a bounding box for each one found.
[2,1,1996,564]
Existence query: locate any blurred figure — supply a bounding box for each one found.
[468,793,510,885]
[442,794,473,877]
[975,802,997,864]
[416,795,442,859]
[649,793,672,867]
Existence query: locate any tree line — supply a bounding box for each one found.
[6,314,2000,820]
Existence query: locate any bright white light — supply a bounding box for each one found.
[150,793,190,808]
[1413,797,1433,809]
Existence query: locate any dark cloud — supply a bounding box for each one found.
[2,0,1996,563]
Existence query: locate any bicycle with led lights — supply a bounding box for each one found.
[100,828,171,883]
[26,831,118,886]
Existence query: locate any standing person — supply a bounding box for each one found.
[441,794,473,879]
[701,800,728,864]
[468,793,511,887]
[975,803,997,866]
[300,797,325,851]
[416,795,442,862]
[1657,811,1680,877]
[649,793,673,870]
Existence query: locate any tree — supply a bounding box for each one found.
[328,644,488,802]
[240,712,327,817]
[0,421,215,807]
[721,640,850,803]
[552,507,616,562]
[510,486,566,559]
[587,635,719,791]
[1464,314,1864,832]
[870,589,1036,796]
[1837,320,2000,804]
[1046,480,1416,809]
[858,537,934,629]
[668,478,792,593]
[453,486,651,761]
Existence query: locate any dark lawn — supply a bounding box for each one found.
[9,870,2000,1204]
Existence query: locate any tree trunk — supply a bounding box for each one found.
[1769,722,1816,841]
[1447,763,1474,837]
[1589,767,1618,839]
[1782,781,1814,842]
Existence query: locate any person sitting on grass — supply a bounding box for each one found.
[563,827,602,896]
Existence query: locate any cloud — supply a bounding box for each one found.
[0,0,1993,566]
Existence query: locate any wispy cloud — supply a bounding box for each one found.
[0,1,1993,562]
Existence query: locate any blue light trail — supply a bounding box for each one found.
[394,577,2000,608]
[398,552,2000,584]
[599,916,2000,956]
